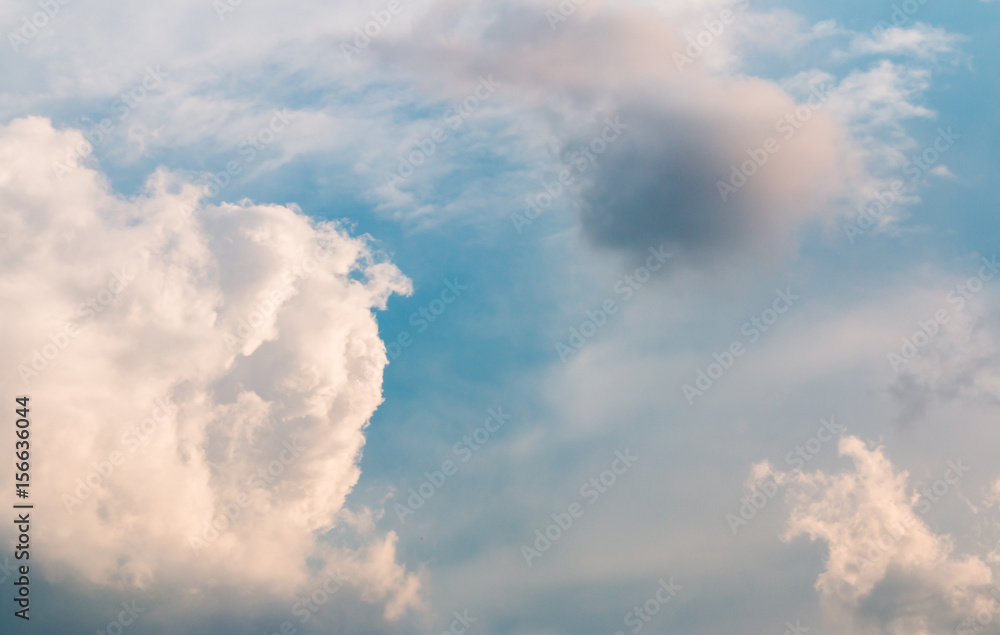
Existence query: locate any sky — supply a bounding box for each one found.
[1,0,1000,634]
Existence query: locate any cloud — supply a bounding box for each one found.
[368,0,944,267]
[844,23,964,61]
[890,307,1000,422]
[571,81,846,265]
[1,0,949,258]
[0,117,419,618]
[753,436,997,634]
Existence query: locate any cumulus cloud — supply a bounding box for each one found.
[753,436,997,634]
[0,117,419,617]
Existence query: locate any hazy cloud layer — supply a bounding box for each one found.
[369,0,952,266]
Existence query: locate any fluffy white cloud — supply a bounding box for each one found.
[753,436,997,634]
[0,116,419,617]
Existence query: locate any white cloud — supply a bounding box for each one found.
[0,117,419,617]
[754,436,997,634]
[844,23,964,61]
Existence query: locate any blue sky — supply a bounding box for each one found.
[2,1,1000,634]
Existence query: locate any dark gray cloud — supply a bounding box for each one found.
[570,83,845,264]
[572,100,779,264]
